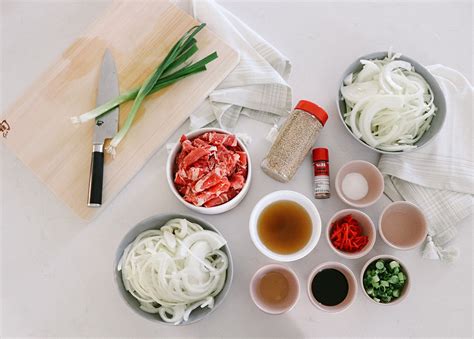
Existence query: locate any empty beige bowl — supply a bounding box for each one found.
[326,209,376,259]
[360,255,410,306]
[335,160,384,208]
[379,201,428,250]
[307,262,357,313]
[249,264,300,315]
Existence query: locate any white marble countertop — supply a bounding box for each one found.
[1,1,472,337]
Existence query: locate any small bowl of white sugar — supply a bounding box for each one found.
[335,160,384,208]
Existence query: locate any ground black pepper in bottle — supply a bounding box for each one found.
[312,148,330,199]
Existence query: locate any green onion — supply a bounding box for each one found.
[70,62,212,124]
[70,23,218,156]
[389,260,400,269]
[363,258,407,303]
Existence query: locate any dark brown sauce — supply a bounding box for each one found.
[311,268,348,306]
[257,200,312,254]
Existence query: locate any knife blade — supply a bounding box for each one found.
[87,49,120,207]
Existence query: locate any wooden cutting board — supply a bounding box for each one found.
[2,1,239,220]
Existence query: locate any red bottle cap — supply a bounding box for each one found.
[295,100,328,126]
[312,147,329,161]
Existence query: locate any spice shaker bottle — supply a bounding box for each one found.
[261,100,328,182]
[312,148,330,199]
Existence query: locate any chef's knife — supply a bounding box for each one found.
[87,49,119,207]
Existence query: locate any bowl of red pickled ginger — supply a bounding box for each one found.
[166,128,252,214]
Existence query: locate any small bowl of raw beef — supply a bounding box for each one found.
[166,128,252,214]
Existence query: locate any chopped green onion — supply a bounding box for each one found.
[392,275,400,283]
[389,260,400,269]
[363,258,407,303]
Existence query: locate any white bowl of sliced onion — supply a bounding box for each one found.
[114,214,233,325]
[337,51,446,154]
[166,128,252,214]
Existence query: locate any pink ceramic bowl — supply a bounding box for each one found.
[326,209,376,259]
[360,255,411,306]
[249,264,300,315]
[307,262,357,313]
[379,201,428,250]
[335,160,384,208]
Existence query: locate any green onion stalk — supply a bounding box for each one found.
[70,23,218,157]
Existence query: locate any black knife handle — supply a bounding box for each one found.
[88,147,104,207]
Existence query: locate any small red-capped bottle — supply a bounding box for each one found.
[312,148,330,199]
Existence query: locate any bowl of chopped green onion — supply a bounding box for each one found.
[360,255,410,305]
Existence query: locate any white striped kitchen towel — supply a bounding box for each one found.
[187,0,292,130]
[378,65,473,262]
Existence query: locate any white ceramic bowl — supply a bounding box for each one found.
[166,128,252,215]
[326,209,376,259]
[249,190,322,262]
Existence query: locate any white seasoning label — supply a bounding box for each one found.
[314,176,330,193]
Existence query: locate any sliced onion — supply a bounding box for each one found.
[341,81,379,104]
[357,60,380,82]
[119,218,228,324]
[341,54,437,151]
[182,297,213,322]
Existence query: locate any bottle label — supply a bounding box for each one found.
[313,162,329,176]
[314,176,330,193]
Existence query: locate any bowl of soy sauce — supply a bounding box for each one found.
[307,262,357,313]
